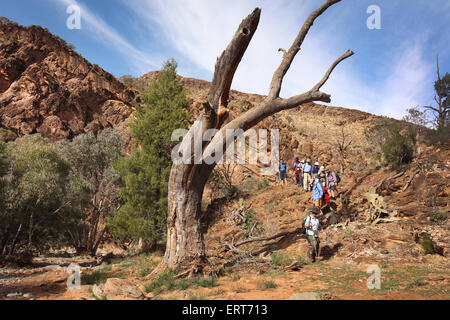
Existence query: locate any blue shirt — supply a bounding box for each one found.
[302,163,312,173]
[312,182,323,200]
[279,163,287,172]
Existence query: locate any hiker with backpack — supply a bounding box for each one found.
[303,207,322,262]
[298,160,304,187]
[322,184,331,206]
[312,161,320,179]
[325,168,340,200]
[311,178,323,208]
[302,159,313,192]
[318,165,327,185]
[279,159,288,185]
[293,157,301,186]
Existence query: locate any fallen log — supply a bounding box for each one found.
[373,171,405,190]
[232,228,303,247]
[402,169,420,192]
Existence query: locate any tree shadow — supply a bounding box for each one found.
[0,270,68,300]
[320,243,343,261]
[251,231,304,257]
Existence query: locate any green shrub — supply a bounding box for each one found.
[145,269,177,294]
[194,276,218,288]
[430,211,446,222]
[341,228,354,239]
[295,254,310,266]
[258,178,270,190]
[270,251,293,267]
[81,271,109,285]
[261,280,276,289]
[382,125,416,170]
[177,278,190,290]
[139,268,152,278]
[418,233,435,254]
[231,273,241,281]
[406,277,426,289]
[242,209,258,231]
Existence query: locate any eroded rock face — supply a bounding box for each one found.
[0,19,138,142]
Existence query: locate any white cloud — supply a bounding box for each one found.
[123,1,349,91]
[50,0,157,73]
[51,0,442,120]
[124,0,380,112]
[374,42,433,119]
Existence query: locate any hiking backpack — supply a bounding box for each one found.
[336,173,341,183]
[302,215,310,235]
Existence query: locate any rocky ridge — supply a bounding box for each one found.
[0,18,138,142]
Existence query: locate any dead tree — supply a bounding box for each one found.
[156,0,354,274]
[424,55,449,132]
[335,126,352,174]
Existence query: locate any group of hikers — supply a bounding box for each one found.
[278,157,342,262]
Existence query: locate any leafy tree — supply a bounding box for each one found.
[57,128,123,255]
[403,107,430,129]
[109,59,190,248]
[0,135,84,256]
[382,125,416,170]
[119,75,147,92]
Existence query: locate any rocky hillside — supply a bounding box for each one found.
[0,17,417,163]
[0,18,138,142]
[137,71,421,172]
[0,20,448,301]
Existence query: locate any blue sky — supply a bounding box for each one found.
[1,0,449,120]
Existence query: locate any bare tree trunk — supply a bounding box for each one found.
[91,226,107,256]
[9,223,22,256]
[27,212,34,248]
[424,55,449,132]
[158,0,353,274]
[1,226,10,257]
[164,175,207,270]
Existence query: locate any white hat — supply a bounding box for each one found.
[320,166,325,170]
[301,160,305,163]
[314,161,320,166]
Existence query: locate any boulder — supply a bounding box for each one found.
[103,278,145,300]
[6,292,22,298]
[287,292,319,300]
[43,265,64,272]
[92,284,105,299]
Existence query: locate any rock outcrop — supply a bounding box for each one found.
[0,18,138,142]
[103,278,145,300]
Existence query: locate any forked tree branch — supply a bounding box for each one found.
[268,0,342,99]
[311,50,354,92]
[200,1,353,163]
[281,50,354,109]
